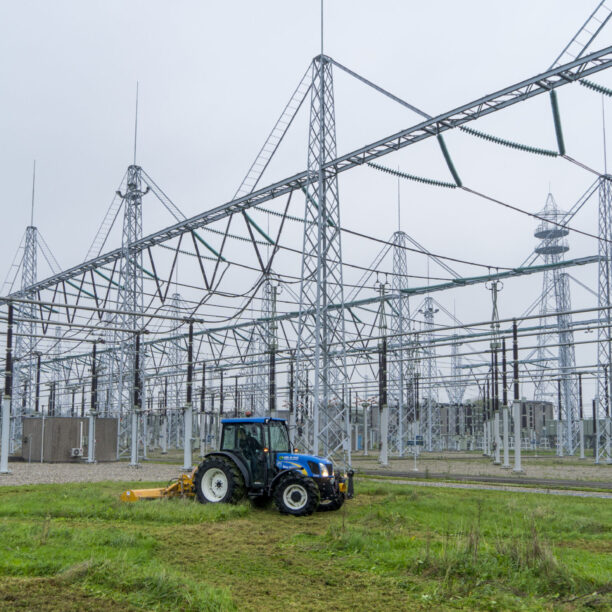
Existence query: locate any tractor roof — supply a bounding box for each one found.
[221,417,286,424]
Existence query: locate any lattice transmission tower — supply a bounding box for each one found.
[388,230,415,455]
[597,176,612,462]
[250,276,279,416]
[420,296,440,451]
[294,54,349,459]
[11,223,37,450]
[448,337,466,443]
[167,292,184,448]
[533,193,579,454]
[116,165,148,464]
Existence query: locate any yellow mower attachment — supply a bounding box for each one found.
[120,471,196,502]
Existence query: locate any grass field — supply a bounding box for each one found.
[0,480,610,611]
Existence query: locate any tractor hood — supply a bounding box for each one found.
[275,453,333,477]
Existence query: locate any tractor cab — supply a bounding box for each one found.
[218,418,290,488]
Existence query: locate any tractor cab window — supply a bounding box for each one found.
[268,421,291,452]
[221,423,263,453]
[220,425,237,451]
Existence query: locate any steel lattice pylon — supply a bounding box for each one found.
[168,292,184,448]
[597,176,612,462]
[51,325,64,415]
[388,230,414,455]
[100,313,116,417]
[555,271,579,454]
[534,194,568,402]
[294,55,349,460]
[116,165,147,464]
[420,297,440,451]
[533,193,579,454]
[11,225,37,450]
[251,278,278,417]
[448,337,466,443]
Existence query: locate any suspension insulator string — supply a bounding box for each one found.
[459,125,558,157]
[367,161,457,189]
[550,90,566,156]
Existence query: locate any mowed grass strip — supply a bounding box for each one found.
[0,480,610,611]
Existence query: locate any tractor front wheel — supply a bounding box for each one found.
[193,456,245,505]
[273,472,320,516]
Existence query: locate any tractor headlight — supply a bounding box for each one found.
[319,462,329,478]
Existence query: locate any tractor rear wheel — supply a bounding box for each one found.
[193,456,245,504]
[273,472,320,516]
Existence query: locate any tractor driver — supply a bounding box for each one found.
[237,427,264,482]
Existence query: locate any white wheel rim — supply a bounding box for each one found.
[201,467,229,502]
[283,483,308,510]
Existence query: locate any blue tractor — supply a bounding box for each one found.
[193,417,354,516]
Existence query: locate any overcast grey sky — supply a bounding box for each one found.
[1,1,611,398]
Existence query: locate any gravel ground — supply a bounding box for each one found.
[1,453,610,488]
[0,461,184,487]
[353,454,612,482]
[371,478,612,499]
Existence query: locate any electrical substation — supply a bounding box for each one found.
[2,3,612,481]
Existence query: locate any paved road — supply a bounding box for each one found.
[369,478,612,499]
[360,469,612,490]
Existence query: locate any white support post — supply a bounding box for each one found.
[183,404,192,471]
[379,404,389,466]
[363,407,369,456]
[129,410,139,467]
[493,411,501,465]
[199,412,205,458]
[579,419,585,460]
[142,415,148,460]
[161,413,168,454]
[556,420,564,457]
[502,406,510,468]
[512,401,524,473]
[86,411,96,463]
[606,417,612,465]
[1,397,11,474]
[482,421,487,455]
[595,413,600,465]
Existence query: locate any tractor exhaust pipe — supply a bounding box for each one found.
[346,470,355,499]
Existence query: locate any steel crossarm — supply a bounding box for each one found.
[143,256,606,342]
[328,45,612,173]
[9,256,601,375]
[1,254,600,345]
[11,46,612,297]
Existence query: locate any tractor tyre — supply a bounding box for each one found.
[317,492,345,512]
[273,472,320,516]
[193,456,245,505]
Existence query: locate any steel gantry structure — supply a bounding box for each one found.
[2,42,612,467]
